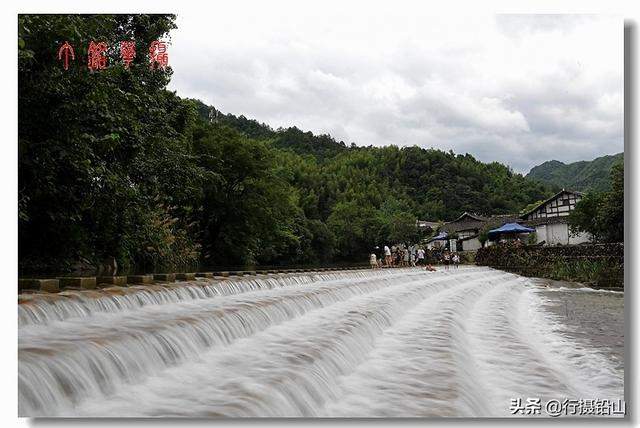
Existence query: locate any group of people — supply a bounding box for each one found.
[440,250,461,271]
[368,244,461,271]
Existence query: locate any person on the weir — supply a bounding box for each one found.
[417,247,425,266]
[452,252,460,268]
[384,245,392,267]
[370,252,378,269]
[443,250,451,271]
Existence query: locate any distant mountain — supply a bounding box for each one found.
[526,153,623,192]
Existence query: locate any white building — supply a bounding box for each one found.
[521,190,591,245]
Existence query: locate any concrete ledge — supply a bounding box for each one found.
[127,275,154,284]
[97,276,128,287]
[19,278,60,293]
[18,267,366,295]
[59,277,97,290]
[195,272,214,278]
[153,273,176,282]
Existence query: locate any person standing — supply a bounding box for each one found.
[443,250,451,271]
[370,252,378,269]
[452,252,460,268]
[417,247,425,266]
[384,245,392,267]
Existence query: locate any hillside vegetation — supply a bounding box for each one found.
[19,14,553,273]
[526,153,623,192]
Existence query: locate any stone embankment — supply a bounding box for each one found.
[475,243,624,289]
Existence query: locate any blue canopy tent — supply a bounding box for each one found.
[488,223,535,241]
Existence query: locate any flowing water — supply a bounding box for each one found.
[18,266,624,417]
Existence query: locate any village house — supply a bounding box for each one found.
[520,189,590,245]
[425,190,589,251]
[438,212,519,251]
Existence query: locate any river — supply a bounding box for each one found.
[18,266,624,417]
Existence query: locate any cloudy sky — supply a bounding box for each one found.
[168,8,623,173]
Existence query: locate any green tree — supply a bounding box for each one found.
[569,162,624,243]
[192,123,301,266]
[386,212,419,244]
[327,201,384,261]
[19,14,202,272]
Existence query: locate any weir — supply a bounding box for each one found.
[18,266,624,417]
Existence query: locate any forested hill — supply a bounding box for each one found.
[192,99,553,221]
[526,153,624,192]
[18,15,554,274]
[192,99,349,160]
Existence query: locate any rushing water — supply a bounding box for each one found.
[18,266,624,417]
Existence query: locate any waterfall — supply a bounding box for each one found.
[18,267,624,417]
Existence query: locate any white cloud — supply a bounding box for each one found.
[168,10,623,173]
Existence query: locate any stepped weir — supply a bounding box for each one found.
[18,266,624,417]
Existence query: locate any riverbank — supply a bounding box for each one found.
[475,243,624,289]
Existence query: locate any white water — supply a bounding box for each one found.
[18,267,624,417]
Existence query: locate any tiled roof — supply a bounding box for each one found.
[439,212,519,234]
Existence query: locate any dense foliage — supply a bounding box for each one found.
[526,153,624,192]
[19,14,205,274]
[19,15,554,274]
[568,161,624,243]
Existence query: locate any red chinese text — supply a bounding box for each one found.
[149,41,169,69]
[120,41,136,69]
[57,41,75,70]
[87,41,108,71]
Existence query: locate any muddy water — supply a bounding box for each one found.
[532,278,624,373]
